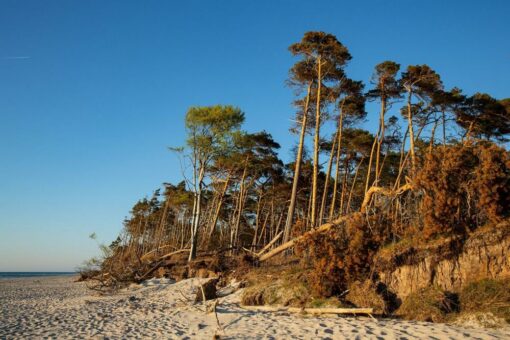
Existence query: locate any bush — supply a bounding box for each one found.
[296,213,384,297]
[474,144,510,225]
[240,265,311,307]
[345,280,387,314]
[416,143,510,240]
[397,287,458,322]
[459,278,510,323]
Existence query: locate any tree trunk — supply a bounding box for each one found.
[429,118,438,153]
[364,131,379,195]
[406,90,417,176]
[258,214,352,262]
[318,130,338,224]
[375,95,386,183]
[189,163,205,262]
[311,57,322,228]
[329,106,345,219]
[339,157,349,215]
[206,175,230,248]
[346,156,364,214]
[231,161,249,250]
[283,82,312,242]
[442,109,447,147]
[252,191,265,250]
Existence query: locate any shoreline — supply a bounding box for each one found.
[1,275,509,339]
[0,273,77,281]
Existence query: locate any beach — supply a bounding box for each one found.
[0,275,509,339]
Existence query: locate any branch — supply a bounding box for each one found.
[140,244,178,262]
[361,183,412,213]
[158,248,190,261]
[256,231,283,257]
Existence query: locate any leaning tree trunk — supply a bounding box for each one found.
[364,129,379,195]
[231,160,249,250]
[429,117,438,154]
[318,130,338,224]
[329,106,345,219]
[283,82,312,242]
[205,175,230,248]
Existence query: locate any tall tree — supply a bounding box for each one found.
[283,59,315,242]
[289,31,351,228]
[400,65,443,175]
[430,87,465,146]
[227,131,281,250]
[184,105,244,261]
[364,61,401,194]
[323,78,366,222]
[456,93,510,142]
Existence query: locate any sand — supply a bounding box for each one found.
[1,276,509,339]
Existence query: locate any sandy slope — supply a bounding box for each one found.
[1,276,509,339]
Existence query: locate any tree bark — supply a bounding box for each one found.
[329,106,345,219]
[318,130,338,224]
[283,82,312,242]
[189,162,205,261]
[258,214,351,262]
[206,175,230,248]
[311,57,322,229]
[406,90,417,176]
[375,95,386,183]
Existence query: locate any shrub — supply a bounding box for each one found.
[415,143,510,240]
[474,144,510,225]
[346,280,387,314]
[397,287,458,322]
[459,278,510,323]
[296,213,384,297]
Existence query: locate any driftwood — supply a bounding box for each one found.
[258,215,351,262]
[241,305,374,315]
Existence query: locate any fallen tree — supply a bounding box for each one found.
[241,305,374,315]
[257,215,351,262]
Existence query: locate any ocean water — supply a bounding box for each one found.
[0,272,75,279]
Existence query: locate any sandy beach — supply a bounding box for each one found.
[1,276,509,339]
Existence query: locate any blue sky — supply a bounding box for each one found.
[1,0,508,271]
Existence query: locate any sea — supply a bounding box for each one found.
[0,272,75,279]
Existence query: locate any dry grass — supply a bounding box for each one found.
[345,280,387,314]
[396,286,457,323]
[241,264,311,307]
[459,278,510,323]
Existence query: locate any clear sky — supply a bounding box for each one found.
[1,0,509,271]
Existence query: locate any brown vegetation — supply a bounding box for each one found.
[83,31,510,324]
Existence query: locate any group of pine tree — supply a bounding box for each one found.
[98,32,509,293]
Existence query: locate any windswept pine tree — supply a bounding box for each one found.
[289,32,352,229]
[181,105,244,260]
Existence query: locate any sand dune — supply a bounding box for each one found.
[1,275,509,339]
